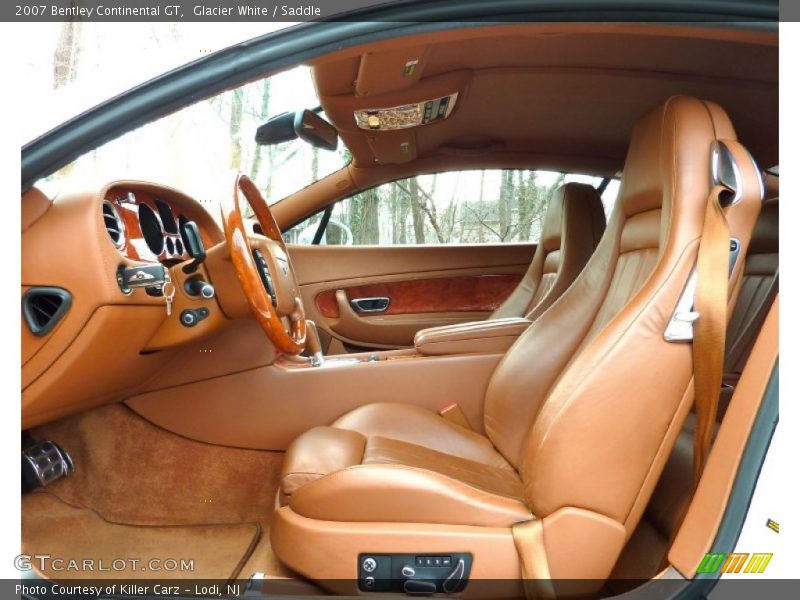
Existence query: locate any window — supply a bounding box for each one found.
[285,170,619,246]
[35,65,349,216]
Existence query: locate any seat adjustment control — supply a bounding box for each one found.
[442,558,466,593]
[358,553,471,594]
[362,557,377,573]
[401,565,416,578]
[403,580,436,595]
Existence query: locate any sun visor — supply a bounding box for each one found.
[354,45,431,97]
[365,130,417,165]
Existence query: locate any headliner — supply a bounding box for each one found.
[311,24,778,176]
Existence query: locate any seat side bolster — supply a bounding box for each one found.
[289,464,533,527]
[281,427,366,497]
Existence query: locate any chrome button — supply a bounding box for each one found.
[362,557,377,573]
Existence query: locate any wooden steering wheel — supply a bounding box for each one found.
[220,173,306,354]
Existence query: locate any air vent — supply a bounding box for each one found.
[102,201,125,249]
[22,287,72,337]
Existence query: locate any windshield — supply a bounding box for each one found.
[21,22,292,143]
[36,64,349,211]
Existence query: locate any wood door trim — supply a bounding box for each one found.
[315,274,521,318]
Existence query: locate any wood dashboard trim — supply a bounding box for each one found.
[105,187,216,263]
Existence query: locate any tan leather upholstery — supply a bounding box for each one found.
[612,195,777,583]
[290,440,532,526]
[281,406,526,527]
[407,182,604,358]
[492,182,606,321]
[413,317,531,356]
[281,403,513,496]
[725,196,778,375]
[280,427,366,496]
[271,97,764,585]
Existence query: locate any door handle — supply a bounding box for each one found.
[349,296,390,313]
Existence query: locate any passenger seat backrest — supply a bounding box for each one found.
[483,96,763,580]
[491,182,606,321]
[725,196,778,375]
[610,195,777,584]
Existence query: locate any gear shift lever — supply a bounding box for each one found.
[305,320,324,367]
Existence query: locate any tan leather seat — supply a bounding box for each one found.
[611,195,778,584]
[271,97,764,588]
[491,182,606,321]
[725,195,778,378]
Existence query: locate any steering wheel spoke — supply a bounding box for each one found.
[220,173,306,355]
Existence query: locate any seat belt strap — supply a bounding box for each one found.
[691,184,732,484]
[511,520,556,599]
[656,185,733,574]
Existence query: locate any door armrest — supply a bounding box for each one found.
[414,318,531,356]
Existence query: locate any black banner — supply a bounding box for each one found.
[7,577,800,599]
[3,1,381,22]
[1,0,785,23]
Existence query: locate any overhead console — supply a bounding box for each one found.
[319,69,472,166]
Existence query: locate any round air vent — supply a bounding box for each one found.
[102,201,125,249]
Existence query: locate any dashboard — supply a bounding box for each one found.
[103,187,215,264]
[22,181,230,429]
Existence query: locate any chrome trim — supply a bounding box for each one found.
[309,351,325,368]
[350,296,390,313]
[315,357,364,368]
[23,441,74,488]
[711,140,743,206]
[729,237,741,277]
[102,200,126,250]
[746,147,766,202]
[664,269,699,342]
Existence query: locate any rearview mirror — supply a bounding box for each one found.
[255,109,338,151]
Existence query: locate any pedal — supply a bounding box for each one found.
[22,441,74,491]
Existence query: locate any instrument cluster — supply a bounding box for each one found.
[103,188,203,263]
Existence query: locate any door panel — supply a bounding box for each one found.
[289,243,534,351]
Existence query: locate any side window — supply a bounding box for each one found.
[285,170,618,246]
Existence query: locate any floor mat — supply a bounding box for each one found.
[28,404,292,578]
[22,493,260,580]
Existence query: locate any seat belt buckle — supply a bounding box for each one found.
[439,403,472,430]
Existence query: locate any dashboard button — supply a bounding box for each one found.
[180,310,197,327]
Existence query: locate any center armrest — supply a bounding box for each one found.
[414,317,531,356]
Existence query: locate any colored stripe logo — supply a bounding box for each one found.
[697,552,772,574]
[766,518,780,533]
